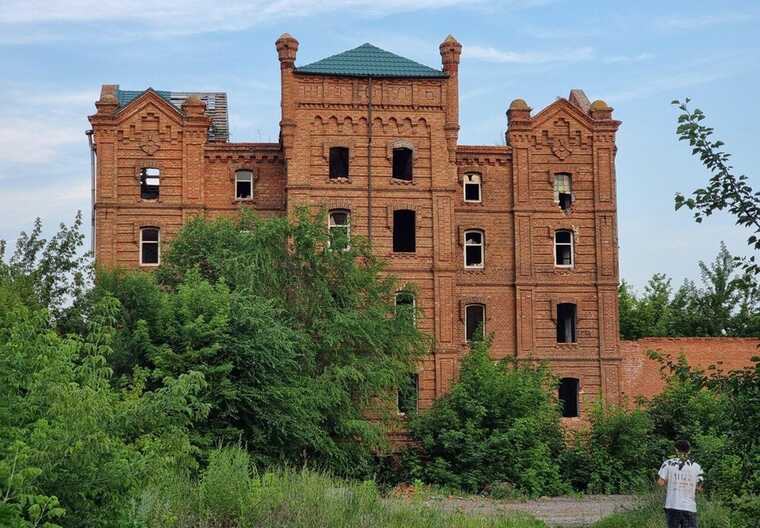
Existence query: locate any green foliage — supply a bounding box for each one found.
[403,340,568,496]
[0,212,90,325]
[619,243,760,339]
[0,217,206,527]
[134,447,546,528]
[592,493,738,528]
[673,99,760,276]
[561,403,661,494]
[97,209,429,476]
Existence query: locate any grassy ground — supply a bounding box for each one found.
[135,465,546,528]
[590,493,737,528]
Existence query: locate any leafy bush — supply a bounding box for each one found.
[403,340,568,497]
[561,403,661,494]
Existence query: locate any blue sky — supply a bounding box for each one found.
[0,0,757,290]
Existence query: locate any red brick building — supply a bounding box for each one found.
[88,34,622,418]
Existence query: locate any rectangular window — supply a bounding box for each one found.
[464,173,481,202]
[397,373,419,415]
[235,170,253,200]
[392,148,413,181]
[393,210,416,252]
[557,303,577,343]
[329,147,349,179]
[395,291,416,326]
[140,227,160,266]
[140,168,160,200]
[465,304,485,342]
[554,173,572,212]
[559,378,580,418]
[328,209,350,250]
[554,230,574,267]
[464,230,484,268]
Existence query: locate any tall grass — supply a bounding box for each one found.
[132,447,545,528]
[592,493,738,528]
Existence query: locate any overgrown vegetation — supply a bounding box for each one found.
[1,201,759,526]
[134,446,545,528]
[402,339,568,497]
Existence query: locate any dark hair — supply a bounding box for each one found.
[675,439,691,453]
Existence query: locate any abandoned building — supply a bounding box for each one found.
[88,34,626,419]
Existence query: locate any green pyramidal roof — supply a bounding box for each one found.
[296,43,447,78]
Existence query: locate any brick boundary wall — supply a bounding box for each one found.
[620,337,760,401]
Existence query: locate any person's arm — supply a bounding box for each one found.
[657,462,668,487]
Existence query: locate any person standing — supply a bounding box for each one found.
[657,439,704,528]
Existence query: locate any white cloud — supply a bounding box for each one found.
[465,45,594,64]
[655,12,752,31]
[605,70,735,103]
[0,0,481,33]
[0,117,84,165]
[602,52,654,64]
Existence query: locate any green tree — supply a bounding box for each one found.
[99,209,429,476]
[673,99,760,275]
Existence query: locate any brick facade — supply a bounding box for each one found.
[620,337,760,401]
[89,34,623,416]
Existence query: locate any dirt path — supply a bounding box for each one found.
[416,494,641,527]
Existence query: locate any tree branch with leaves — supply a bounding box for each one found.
[672,99,760,275]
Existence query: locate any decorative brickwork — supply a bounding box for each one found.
[89,35,624,415]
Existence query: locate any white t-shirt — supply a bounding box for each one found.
[658,457,704,512]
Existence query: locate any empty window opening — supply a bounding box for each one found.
[464,173,482,202]
[464,230,484,268]
[393,210,416,252]
[397,373,419,415]
[554,230,574,267]
[329,147,350,179]
[328,209,350,250]
[465,303,485,342]
[559,377,580,418]
[140,168,160,200]
[140,227,160,266]
[392,147,413,181]
[557,303,577,343]
[554,173,572,212]
[235,170,253,200]
[395,291,416,326]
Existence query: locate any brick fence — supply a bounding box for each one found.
[620,337,760,401]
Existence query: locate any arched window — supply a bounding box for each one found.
[139,227,160,266]
[329,147,349,179]
[392,147,413,181]
[559,377,580,417]
[463,173,482,202]
[395,291,416,326]
[554,230,574,267]
[328,209,350,250]
[554,173,572,212]
[393,210,416,252]
[464,230,484,268]
[140,167,160,200]
[465,303,485,342]
[235,170,253,200]
[557,303,577,343]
